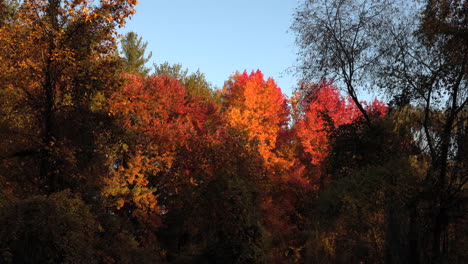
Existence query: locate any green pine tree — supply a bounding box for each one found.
[121,31,152,76]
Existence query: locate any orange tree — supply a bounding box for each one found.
[0,0,138,195]
[293,80,387,185]
[222,70,291,175]
[222,70,316,262]
[105,72,219,248]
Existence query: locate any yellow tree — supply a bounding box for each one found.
[0,0,138,194]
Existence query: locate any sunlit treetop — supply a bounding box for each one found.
[222,70,290,169]
[294,80,387,168]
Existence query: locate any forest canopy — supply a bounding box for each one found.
[0,0,466,263]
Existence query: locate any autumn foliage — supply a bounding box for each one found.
[104,73,219,230]
[290,81,387,185]
[1,1,464,263]
[294,81,355,166]
[222,70,291,170]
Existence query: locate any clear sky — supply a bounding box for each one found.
[120,0,300,96]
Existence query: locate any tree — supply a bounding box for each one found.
[0,0,138,195]
[155,62,216,101]
[293,0,467,262]
[106,71,271,262]
[380,0,467,261]
[292,0,406,124]
[295,82,354,165]
[293,80,387,185]
[156,128,268,263]
[105,73,190,230]
[105,72,220,250]
[154,62,188,81]
[0,0,19,25]
[121,31,152,76]
[222,70,290,172]
[0,190,99,263]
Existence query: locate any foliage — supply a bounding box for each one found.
[222,70,290,171]
[293,0,466,262]
[155,62,216,101]
[0,0,19,25]
[291,0,405,123]
[0,0,465,263]
[294,81,355,167]
[0,190,99,264]
[292,80,387,187]
[121,31,153,76]
[0,0,137,194]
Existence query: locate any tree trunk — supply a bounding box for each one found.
[40,57,56,194]
[408,201,420,264]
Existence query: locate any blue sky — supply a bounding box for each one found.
[120,0,300,96]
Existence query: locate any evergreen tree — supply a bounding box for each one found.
[121,31,152,76]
